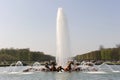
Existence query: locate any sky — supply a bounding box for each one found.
[0,0,120,56]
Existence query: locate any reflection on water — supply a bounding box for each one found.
[56,72,71,80]
[0,71,119,80]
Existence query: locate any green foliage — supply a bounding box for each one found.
[75,47,120,61]
[0,54,16,61]
[0,48,55,63]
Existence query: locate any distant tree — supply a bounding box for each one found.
[116,44,120,48]
[75,46,120,61]
[99,45,104,50]
[0,54,16,61]
[0,48,55,63]
[111,48,119,61]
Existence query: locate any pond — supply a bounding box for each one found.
[0,66,120,80]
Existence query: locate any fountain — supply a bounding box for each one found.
[10,61,24,72]
[15,61,23,66]
[33,62,41,67]
[1,61,25,73]
[56,8,72,67]
[0,8,119,74]
[0,6,119,80]
[32,62,41,71]
[98,63,115,72]
[97,62,120,72]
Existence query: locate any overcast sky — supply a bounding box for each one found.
[0,0,120,56]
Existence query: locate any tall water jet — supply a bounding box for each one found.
[56,8,71,67]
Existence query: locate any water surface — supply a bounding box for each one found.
[0,65,120,80]
[0,71,119,80]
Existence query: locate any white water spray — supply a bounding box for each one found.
[56,8,71,67]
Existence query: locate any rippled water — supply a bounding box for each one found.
[0,66,120,80]
[0,71,119,80]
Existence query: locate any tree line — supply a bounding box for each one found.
[0,48,55,63]
[75,47,120,61]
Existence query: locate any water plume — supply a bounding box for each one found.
[56,8,71,67]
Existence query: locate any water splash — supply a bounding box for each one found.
[56,8,72,67]
[98,63,114,72]
[33,62,41,67]
[32,62,41,69]
[15,61,23,66]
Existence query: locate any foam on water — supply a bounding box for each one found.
[85,71,107,74]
